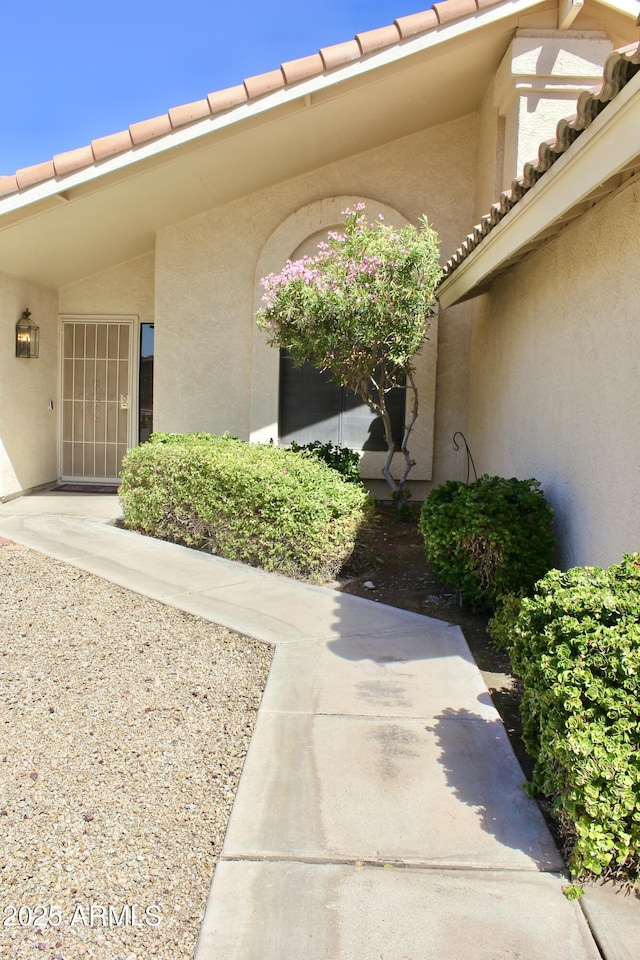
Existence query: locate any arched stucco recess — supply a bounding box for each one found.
[249,196,438,482]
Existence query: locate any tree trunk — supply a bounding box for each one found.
[378,369,418,513]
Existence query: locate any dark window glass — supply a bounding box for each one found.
[279,350,405,450]
[139,323,154,443]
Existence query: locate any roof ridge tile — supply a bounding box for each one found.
[433,0,480,27]
[53,145,94,178]
[395,9,439,38]
[16,160,56,191]
[168,98,212,128]
[206,84,248,115]
[0,175,18,196]
[281,52,325,85]
[356,23,402,55]
[129,114,172,146]
[243,68,286,100]
[91,129,134,163]
[319,38,362,71]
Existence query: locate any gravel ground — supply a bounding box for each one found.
[0,541,273,960]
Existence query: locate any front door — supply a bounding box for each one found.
[60,318,134,482]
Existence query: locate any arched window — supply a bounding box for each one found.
[251,197,438,483]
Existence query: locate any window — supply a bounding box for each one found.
[138,323,154,443]
[278,350,406,450]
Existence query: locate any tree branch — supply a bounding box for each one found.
[397,368,418,490]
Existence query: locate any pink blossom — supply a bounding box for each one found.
[341,203,366,215]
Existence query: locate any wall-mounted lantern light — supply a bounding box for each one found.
[16,309,39,358]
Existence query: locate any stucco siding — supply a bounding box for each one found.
[154,114,479,497]
[467,177,640,568]
[0,273,58,498]
[59,252,155,323]
[474,79,504,224]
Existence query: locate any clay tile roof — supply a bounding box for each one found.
[91,129,134,163]
[281,53,325,86]
[243,68,286,100]
[441,39,640,280]
[129,113,173,146]
[16,160,56,191]
[53,145,94,177]
[433,0,479,25]
[0,1,497,202]
[0,175,18,196]
[356,24,402,56]
[168,98,211,129]
[395,9,440,38]
[319,39,363,71]
[206,85,248,115]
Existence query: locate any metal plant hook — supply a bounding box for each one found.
[453,432,478,484]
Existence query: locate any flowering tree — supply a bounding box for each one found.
[257,205,442,501]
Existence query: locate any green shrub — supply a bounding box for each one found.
[510,555,640,882]
[147,431,237,445]
[418,475,555,610]
[289,440,362,485]
[119,433,373,582]
[487,592,525,650]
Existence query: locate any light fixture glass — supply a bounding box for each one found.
[16,309,39,358]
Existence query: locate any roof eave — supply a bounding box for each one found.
[437,65,640,308]
[0,0,547,221]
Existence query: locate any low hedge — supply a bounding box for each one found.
[510,555,640,882]
[289,440,362,485]
[419,475,555,611]
[119,433,373,582]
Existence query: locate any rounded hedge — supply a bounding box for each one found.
[419,475,556,610]
[119,433,373,582]
[510,555,640,882]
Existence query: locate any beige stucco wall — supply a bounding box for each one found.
[0,273,58,499]
[467,177,640,569]
[59,251,155,323]
[494,30,613,187]
[474,79,504,224]
[154,114,478,499]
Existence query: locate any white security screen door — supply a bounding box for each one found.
[60,319,134,482]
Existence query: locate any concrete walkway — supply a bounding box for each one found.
[0,492,637,960]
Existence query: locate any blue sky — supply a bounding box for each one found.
[0,1,433,176]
